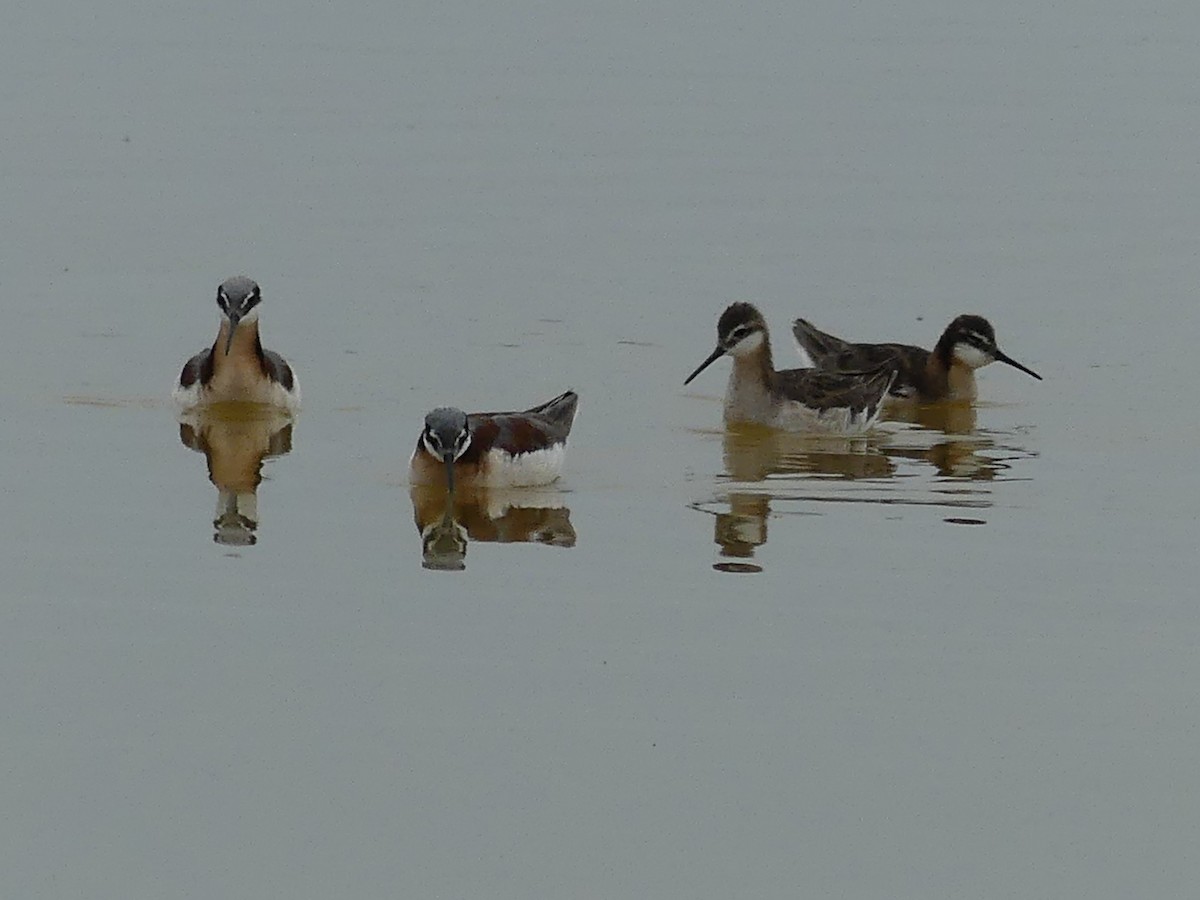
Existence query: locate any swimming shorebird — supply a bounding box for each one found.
[172,276,301,413]
[410,390,579,492]
[684,302,895,433]
[791,314,1041,402]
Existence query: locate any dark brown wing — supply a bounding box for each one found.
[178,347,214,389]
[464,390,578,460]
[262,349,296,391]
[522,390,577,433]
[820,344,926,398]
[792,318,859,365]
[772,366,896,415]
[823,343,913,371]
[463,413,560,462]
[792,320,928,398]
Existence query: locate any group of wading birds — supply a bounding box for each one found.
[174,276,1043,494]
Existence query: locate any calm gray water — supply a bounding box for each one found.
[4,1,1200,897]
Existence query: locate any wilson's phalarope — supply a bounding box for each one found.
[792,314,1041,402]
[172,276,301,413]
[410,390,579,491]
[685,303,895,433]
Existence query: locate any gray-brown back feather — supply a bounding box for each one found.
[793,319,928,397]
[792,318,858,364]
[469,389,577,438]
[262,349,296,390]
[178,347,215,388]
[462,390,579,458]
[521,390,578,435]
[772,366,895,416]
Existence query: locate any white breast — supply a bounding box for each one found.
[771,400,881,435]
[483,443,567,487]
[171,379,205,411]
[723,367,776,426]
[172,371,301,415]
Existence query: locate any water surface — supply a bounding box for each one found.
[3,1,1199,897]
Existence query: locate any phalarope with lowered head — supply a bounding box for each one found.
[685,302,895,433]
[410,390,579,492]
[173,276,300,413]
[792,314,1041,402]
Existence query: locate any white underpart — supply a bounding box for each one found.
[953,342,993,370]
[723,364,776,425]
[272,374,301,413]
[171,379,204,410]
[723,367,883,435]
[772,399,882,435]
[171,363,301,414]
[483,443,567,487]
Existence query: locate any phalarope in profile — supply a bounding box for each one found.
[792,314,1041,402]
[685,303,894,433]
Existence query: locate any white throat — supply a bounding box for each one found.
[952,342,992,370]
[727,330,765,357]
[228,308,260,327]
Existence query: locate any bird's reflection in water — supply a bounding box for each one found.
[700,427,895,574]
[722,424,895,482]
[889,399,979,436]
[695,405,1036,571]
[712,493,770,573]
[178,403,295,546]
[881,401,1006,480]
[410,485,576,571]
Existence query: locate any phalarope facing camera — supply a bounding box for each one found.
[410,390,579,492]
[173,276,300,414]
[685,302,894,434]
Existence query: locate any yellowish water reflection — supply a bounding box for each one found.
[177,403,295,546]
[410,485,575,571]
[693,404,1037,572]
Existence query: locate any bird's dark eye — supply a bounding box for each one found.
[728,326,750,343]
